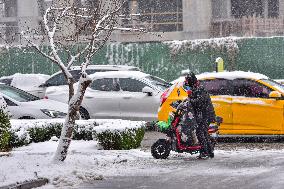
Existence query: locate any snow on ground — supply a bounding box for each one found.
[0,119,146,188]
[1,138,284,188]
[2,119,284,188]
[0,140,153,188]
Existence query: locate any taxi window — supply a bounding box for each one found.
[200,79,232,95]
[232,79,272,98]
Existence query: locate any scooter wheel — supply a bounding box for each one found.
[151,139,171,159]
[209,152,214,158]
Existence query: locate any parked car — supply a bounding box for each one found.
[45,71,170,121]
[0,83,67,119]
[0,73,50,98]
[159,71,284,136]
[39,65,140,98]
[40,65,139,87]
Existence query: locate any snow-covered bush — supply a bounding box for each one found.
[28,122,99,142]
[93,127,145,150]
[73,123,99,141]
[0,95,11,151]
[9,128,30,148]
[9,119,145,150]
[28,123,63,143]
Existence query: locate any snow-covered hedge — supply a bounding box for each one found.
[0,95,11,152]
[9,119,145,150]
[93,128,145,150]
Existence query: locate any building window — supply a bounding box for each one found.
[268,0,279,17]
[124,0,183,32]
[231,0,264,18]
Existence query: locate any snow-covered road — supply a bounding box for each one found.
[78,148,284,189]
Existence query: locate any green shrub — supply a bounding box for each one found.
[9,128,30,148]
[73,124,98,140]
[0,108,11,151]
[9,121,145,150]
[93,127,145,150]
[27,123,98,143]
[28,123,62,143]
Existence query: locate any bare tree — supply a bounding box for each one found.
[21,0,143,162]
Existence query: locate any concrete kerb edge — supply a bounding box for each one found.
[0,178,48,189]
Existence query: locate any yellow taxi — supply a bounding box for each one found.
[158,71,284,136]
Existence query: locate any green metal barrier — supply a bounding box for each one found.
[1,37,284,81]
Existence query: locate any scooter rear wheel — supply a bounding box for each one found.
[151,139,171,159]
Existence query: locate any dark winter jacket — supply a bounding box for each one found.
[177,98,198,129]
[189,85,216,126]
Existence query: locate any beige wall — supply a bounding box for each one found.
[17,0,39,17]
[17,0,40,32]
[182,0,212,39]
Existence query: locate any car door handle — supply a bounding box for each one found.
[234,102,247,105]
[85,96,93,99]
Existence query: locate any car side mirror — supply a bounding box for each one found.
[269,91,282,98]
[39,83,49,88]
[142,86,154,96]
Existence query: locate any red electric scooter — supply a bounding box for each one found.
[151,100,222,159]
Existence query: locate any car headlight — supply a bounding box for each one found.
[41,109,67,118]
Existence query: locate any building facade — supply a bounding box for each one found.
[0,0,283,44]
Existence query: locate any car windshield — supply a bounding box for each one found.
[261,79,284,93]
[145,76,171,90]
[0,84,40,102]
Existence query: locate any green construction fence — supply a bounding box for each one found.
[0,37,284,82]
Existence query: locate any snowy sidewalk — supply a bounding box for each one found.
[0,140,153,188]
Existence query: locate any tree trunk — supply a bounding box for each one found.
[53,79,91,162]
[53,109,76,162]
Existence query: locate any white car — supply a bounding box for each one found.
[39,65,140,98]
[45,71,170,121]
[0,84,67,119]
[0,73,50,98]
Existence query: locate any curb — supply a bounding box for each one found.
[0,152,11,157]
[0,178,48,189]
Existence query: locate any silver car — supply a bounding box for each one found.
[45,71,170,121]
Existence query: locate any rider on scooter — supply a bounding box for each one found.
[184,72,216,159]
